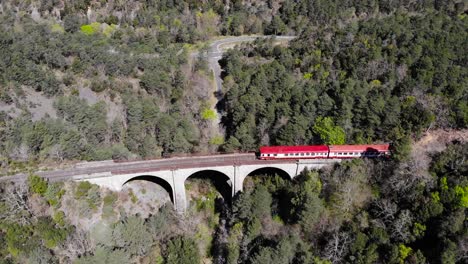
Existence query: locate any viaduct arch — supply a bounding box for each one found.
[123,175,174,203]
[184,169,233,206]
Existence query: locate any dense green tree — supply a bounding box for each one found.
[312,116,346,145]
[112,216,153,256]
[165,236,200,264]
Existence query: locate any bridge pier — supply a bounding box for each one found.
[172,170,187,213]
[233,165,243,195]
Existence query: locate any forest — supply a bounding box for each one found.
[0,142,466,263]
[0,0,466,263]
[0,0,466,167]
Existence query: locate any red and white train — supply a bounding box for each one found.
[258,144,390,160]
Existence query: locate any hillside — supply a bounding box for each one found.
[0,0,466,263]
[0,0,466,173]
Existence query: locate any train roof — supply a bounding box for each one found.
[328,144,390,152]
[259,145,329,153]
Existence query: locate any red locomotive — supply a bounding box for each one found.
[258,144,390,160]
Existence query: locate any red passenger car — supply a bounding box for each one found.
[328,144,390,159]
[259,145,329,160]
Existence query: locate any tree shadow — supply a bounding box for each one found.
[185,170,233,207]
[123,175,174,203]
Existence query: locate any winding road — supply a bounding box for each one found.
[207,35,296,94]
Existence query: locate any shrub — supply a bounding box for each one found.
[209,135,224,145]
[5,223,33,257]
[0,87,13,104]
[28,174,48,196]
[102,192,118,219]
[80,22,100,35]
[201,108,217,121]
[53,211,66,227]
[36,217,68,249]
[102,24,117,37]
[91,78,109,93]
[50,24,65,33]
[75,181,92,199]
[44,182,65,207]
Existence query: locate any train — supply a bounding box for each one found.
[258,144,390,160]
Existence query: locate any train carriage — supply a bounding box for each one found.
[259,145,329,160]
[328,144,390,159]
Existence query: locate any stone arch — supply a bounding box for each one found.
[184,169,233,206]
[242,166,295,221]
[240,166,292,191]
[245,166,292,180]
[123,175,174,204]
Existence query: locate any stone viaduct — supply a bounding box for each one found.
[71,155,340,212]
[0,154,341,212]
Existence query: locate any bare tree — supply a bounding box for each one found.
[372,198,398,224]
[47,144,64,162]
[385,160,433,200]
[457,235,468,262]
[331,172,372,220]
[322,231,352,264]
[390,210,413,243]
[0,180,35,225]
[60,228,92,262]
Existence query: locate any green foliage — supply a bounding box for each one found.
[412,222,426,238]
[194,189,217,213]
[201,108,217,121]
[5,224,33,257]
[55,96,108,147]
[28,174,48,196]
[391,136,412,161]
[80,22,100,35]
[209,135,224,145]
[0,87,13,104]
[35,217,68,248]
[75,181,92,199]
[165,236,200,264]
[370,79,381,87]
[90,78,109,93]
[44,182,65,206]
[74,181,101,213]
[303,72,313,79]
[50,24,65,33]
[220,10,466,148]
[52,211,66,227]
[454,185,468,208]
[102,24,117,38]
[147,205,176,240]
[398,244,412,264]
[226,222,243,264]
[112,216,153,256]
[102,192,118,219]
[312,116,346,145]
